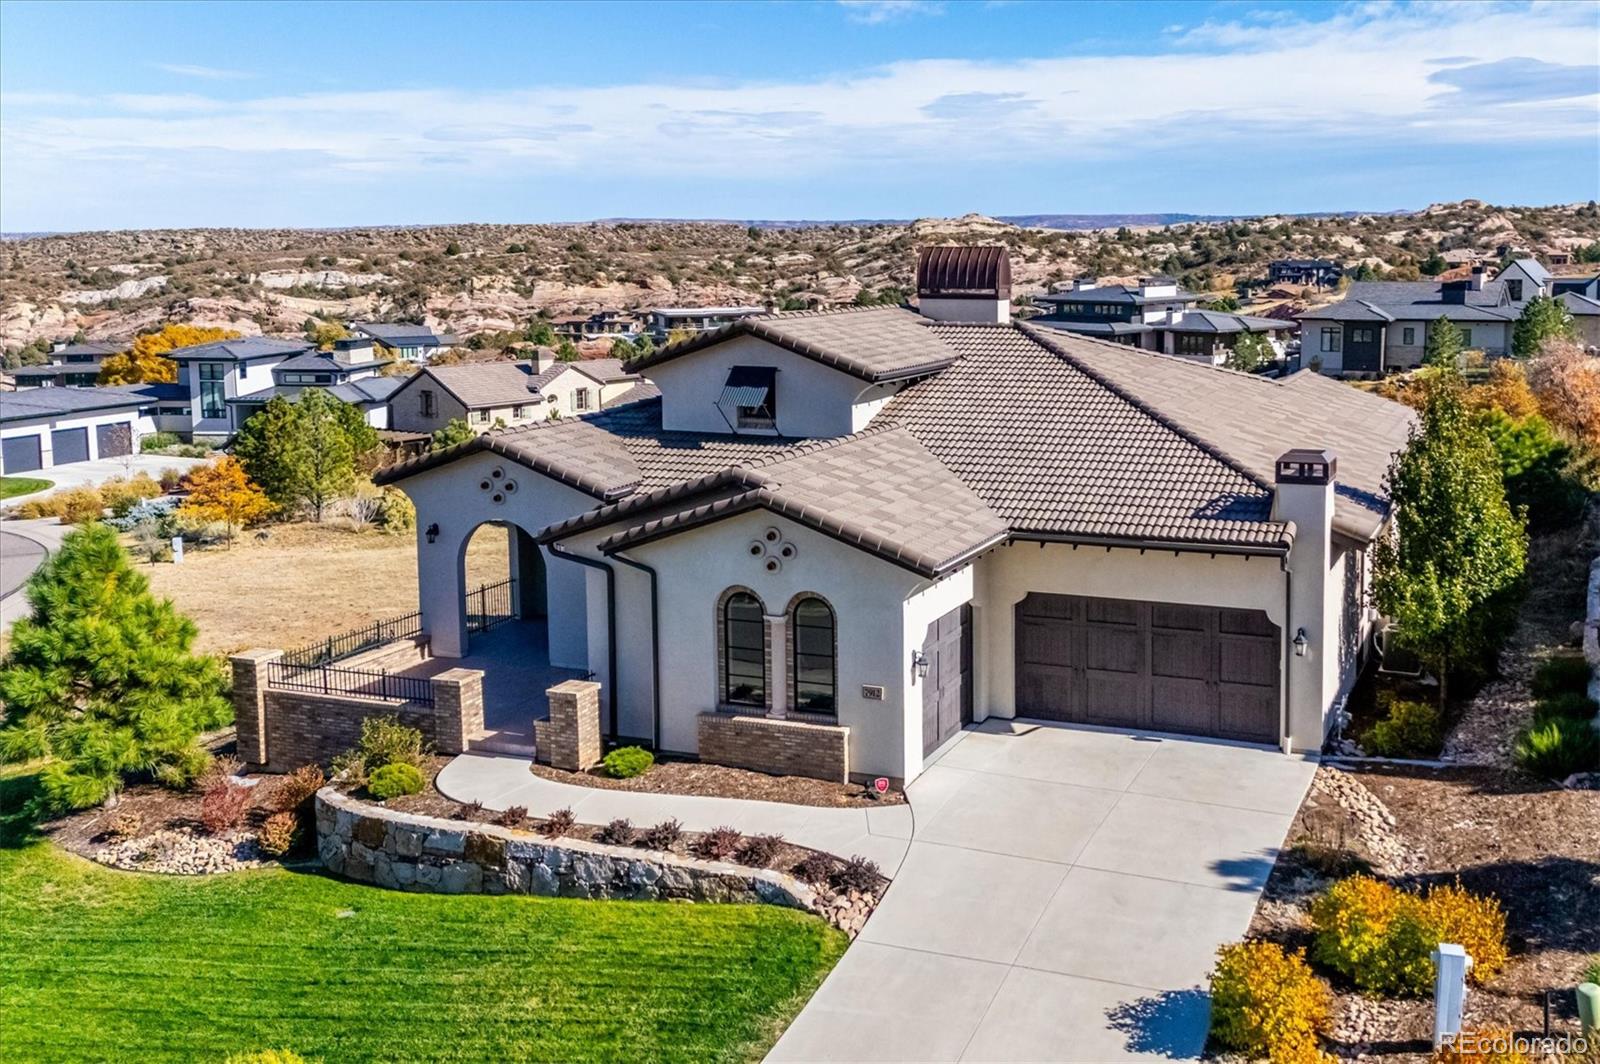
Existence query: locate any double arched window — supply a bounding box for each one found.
[722,592,767,707]
[791,596,836,714]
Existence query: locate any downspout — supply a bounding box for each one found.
[1281,555,1294,755]
[609,549,662,753]
[546,540,620,740]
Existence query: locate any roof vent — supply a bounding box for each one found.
[915,245,1012,324]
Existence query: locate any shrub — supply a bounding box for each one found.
[735,833,783,868]
[154,746,216,791]
[458,799,486,821]
[1514,715,1600,779]
[601,746,654,779]
[1532,654,1591,699]
[366,762,425,801]
[108,810,143,840]
[694,825,742,861]
[16,486,105,523]
[1310,875,1506,996]
[829,855,882,894]
[158,466,185,492]
[1585,955,1600,986]
[791,851,837,886]
[271,764,325,816]
[194,753,242,794]
[377,487,415,533]
[200,781,253,835]
[139,431,181,453]
[257,811,300,857]
[596,818,636,845]
[640,818,682,850]
[495,805,528,829]
[1209,941,1333,1064]
[99,474,164,518]
[1362,697,1444,758]
[538,807,575,837]
[1536,692,1599,722]
[335,715,427,782]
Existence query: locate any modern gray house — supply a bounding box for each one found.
[9,341,123,389]
[349,321,458,363]
[1032,278,1293,365]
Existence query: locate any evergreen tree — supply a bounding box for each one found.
[1510,295,1576,358]
[232,396,302,503]
[1225,331,1275,373]
[555,339,580,362]
[233,392,372,518]
[1372,371,1527,706]
[1422,316,1463,369]
[0,526,230,811]
[431,418,477,450]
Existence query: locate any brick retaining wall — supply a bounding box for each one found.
[697,712,849,783]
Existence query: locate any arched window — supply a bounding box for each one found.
[792,596,836,714]
[722,592,766,707]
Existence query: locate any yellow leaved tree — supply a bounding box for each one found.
[99,324,241,385]
[178,457,273,545]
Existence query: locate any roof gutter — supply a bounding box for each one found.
[1007,530,1291,559]
[544,540,620,741]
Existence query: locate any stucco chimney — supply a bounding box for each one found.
[1468,264,1486,291]
[1073,276,1098,291]
[915,245,1012,323]
[530,345,558,374]
[1273,448,1337,753]
[1139,275,1178,299]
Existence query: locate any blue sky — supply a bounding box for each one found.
[2,0,1597,231]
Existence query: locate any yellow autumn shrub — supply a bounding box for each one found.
[1210,941,1333,1064]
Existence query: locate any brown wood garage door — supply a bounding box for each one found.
[1015,592,1280,744]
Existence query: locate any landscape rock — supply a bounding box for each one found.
[92,827,265,875]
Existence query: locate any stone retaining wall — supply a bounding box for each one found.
[697,711,849,783]
[315,787,819,909]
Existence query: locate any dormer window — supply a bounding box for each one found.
[718,366,777,430]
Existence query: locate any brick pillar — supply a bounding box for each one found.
[430,668,484,755]
[545,679,602,771]
[230,649,282,769]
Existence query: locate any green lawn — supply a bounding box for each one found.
[0,768,845,1063]
[0,476,52,500]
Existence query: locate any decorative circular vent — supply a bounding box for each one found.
[778,543,797,560]
[764,557,782,573]
[748,542,765,557]
[490,468,505,480]
[503,480,518,494]
[751,527,799,571]
[763,527,782,543]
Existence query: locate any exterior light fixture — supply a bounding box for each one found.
[1293,628,1308,657]
[425,523,439,545]
[911,649,930,681]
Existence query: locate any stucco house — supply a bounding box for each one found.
[1032,276,1294,364]
[349,321,458,363]
[1,382,188,473]
[375,246,1414,786]
[387,352,646,436]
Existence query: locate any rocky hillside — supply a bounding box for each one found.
[3,200,1598,354]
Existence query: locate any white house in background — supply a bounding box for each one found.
[644,305,767,341]
[227,336,398,429]
[349,321,458,363]
[1032,276,1294,364]
[0,382,188,473]
[387,350,646,436]
[163,336,316,440]
[376,246,1415,786]
[10,341,124,389]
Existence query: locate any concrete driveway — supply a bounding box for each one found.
[0,454,207,504]
[769,719,1316,1063]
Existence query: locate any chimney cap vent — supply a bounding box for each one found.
[916,245,1011,300]
[1275,448,1337,485]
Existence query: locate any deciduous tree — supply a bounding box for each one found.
[1225,332,1275,373]
[1527,339,1600,446]
[0,525,230,811]
[178,457,272,544]
[98,324,238,385]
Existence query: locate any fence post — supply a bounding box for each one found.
[1432,944,1471,1049]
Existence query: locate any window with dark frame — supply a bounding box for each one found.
[198,362,227,419]
[1507,280,1522,302]
[1174,333,1210,356]
[420,389,436,417]
[1402,327,1415,345]
[722,592,766,707]
[792,597,836,713]
[1320,327,1342,353]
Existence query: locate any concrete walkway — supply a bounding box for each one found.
[769,719,1317,1063]
[435,754,915,874]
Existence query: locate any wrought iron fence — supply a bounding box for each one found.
[266,661,435,706]
[466,577,517,634]
[280,611,425,668]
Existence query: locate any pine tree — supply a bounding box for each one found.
[1372,371,1527,706]
[431,418,477,450]
[234,392,375,518]
[0,526,230,811]
[1511,295,1576,358]
[294,389,357,521]
[1422,316,1463,369]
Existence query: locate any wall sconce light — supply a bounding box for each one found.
[1293,628,1308,657]
[911,649,930,682]
[425,523,439,545]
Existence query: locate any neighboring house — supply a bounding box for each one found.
[1558,291,1600,348]
[349,321,458,363]
[1440,248,1490,268]
[387,351,646,436]
[552,311,642,342]
[1295,260,1554,375]
[1267,259,1341,288]
[644,305,766,340]
[164,336,317,440]
[0,382,187,473]
[375,245,1414,787]
[228,337,396,429]
[1033,277,1292,363]
[1552,273,1600,300]
[10,341,123,389]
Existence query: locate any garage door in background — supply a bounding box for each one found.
[2,435,44,474]
[50,427,90,465]
[1015,592,1280,745]
[96,422,133,459]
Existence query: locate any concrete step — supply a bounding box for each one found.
[465,731,536,759]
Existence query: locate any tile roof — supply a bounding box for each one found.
[420,361,548,409]
[352,322,450,345]
[166,337,315,362]
[571,358,639,384]
[1303,280,1518,325]
[629,305,960,383]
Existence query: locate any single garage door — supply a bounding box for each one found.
[96,422,133,459]
[50,427,90,465]
[1015,592,1280,745]
[2,434,44,474]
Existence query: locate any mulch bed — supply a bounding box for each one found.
[524,756,906,808]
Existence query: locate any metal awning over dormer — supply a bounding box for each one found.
[716,365,775,410]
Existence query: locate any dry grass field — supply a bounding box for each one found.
[139,521,509,655]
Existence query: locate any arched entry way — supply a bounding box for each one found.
[460,520,549,646]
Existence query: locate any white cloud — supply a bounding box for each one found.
[5,3,1596,196]
[837,1,944,25]
[152,62,253,80]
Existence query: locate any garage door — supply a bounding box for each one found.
[50,427,90,465]
[96,422,133,458]
[2,435,43,474]
[1015,592,1280,744]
